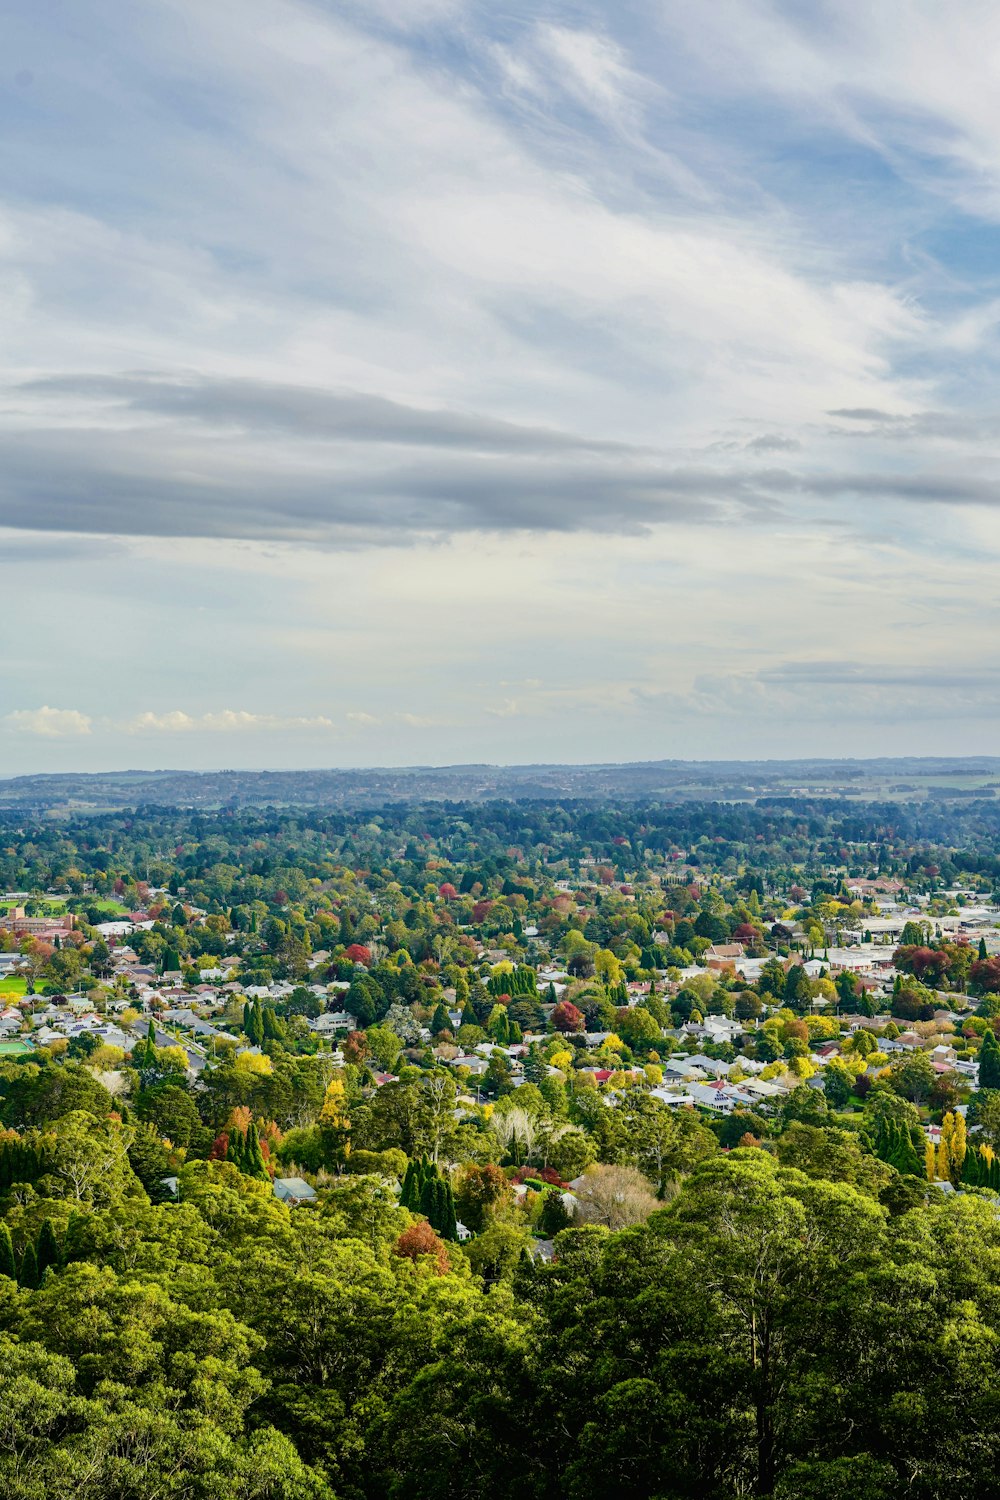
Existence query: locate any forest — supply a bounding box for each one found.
[1,796,1000,1497]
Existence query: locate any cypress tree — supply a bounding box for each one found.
[432,1177,451,1236]
[18,1242,39,1290]
[243,1001,252,1034]
[400,1160,417,1209]
[441,1180,458,1241]
[980,938,989,961]
[0,1222,15,1280]
[226,1127,246,1172]
[244,1120,269,1180]
[419,1171,439,1226]
[980,1029,1000,1090]
[247,1001,265,1047]
[962,1146,981,1186]
[36,1219,60,1278]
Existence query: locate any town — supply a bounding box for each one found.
[2,796,1000,1494]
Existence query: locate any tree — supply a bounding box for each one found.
[937,1110,967,1186]
[614,1007,662,1049]
[393,1221,449,1275]
[551,1001,585,1033]
[573,1165,660,1230]
[980,1028,1000,1090]
[0,1221,15,1280]
[540,1188,572,1237]
[35,1219,60,1279]
[822,1061,854,1110]
[454,1163,512,1232]
[18,1241,39,1289]
[365,1024,403,1072]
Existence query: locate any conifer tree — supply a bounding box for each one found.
[400,1160,417,1209]
[979,1029,1000,1090]
[226,1127,246,1172]
[962,1145,981,1186]
[980,937,989,961]
[36,1219,60,1278]
[18,1242,39,1290]
[441,1180,458,1241]
[246,1000,265,1047]
[0,1221,15,1281]
[244,1119,270,1180]
[419,1171,439,1226]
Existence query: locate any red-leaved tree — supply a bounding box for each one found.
[393,1222,449,1275]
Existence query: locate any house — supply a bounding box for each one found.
[688,1082,740,1113]
[273,1177,318,1206]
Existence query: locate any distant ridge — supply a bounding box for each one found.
[1,758,999,811]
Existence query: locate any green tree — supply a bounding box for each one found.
[980,1028,1000,1090]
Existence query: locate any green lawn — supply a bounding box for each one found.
[0,978,56,998]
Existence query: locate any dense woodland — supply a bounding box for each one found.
[3,797,1000,1497]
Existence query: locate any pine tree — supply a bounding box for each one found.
[980,1028,1000,1090]
[431,1002,451,1035]
[0,1222,15,1280]
[36,1219,60,1278]
[18,1242,39,1290]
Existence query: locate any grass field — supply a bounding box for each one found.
[0,978,56,998]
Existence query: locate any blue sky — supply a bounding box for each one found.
[4,0,1000,771]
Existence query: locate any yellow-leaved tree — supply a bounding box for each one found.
[937,1110,966,1186]
[318,1074,351,1160]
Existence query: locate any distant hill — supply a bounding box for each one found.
[1,758,999,811]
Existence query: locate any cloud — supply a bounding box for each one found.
[5,707,92,737]
[492,22,653,138]
[125,709,335,733]
[15,373,631,456]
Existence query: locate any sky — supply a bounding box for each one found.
[4,0,1000,773]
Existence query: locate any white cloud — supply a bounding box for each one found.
[126,709,335,733]
[5,706,92,737]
